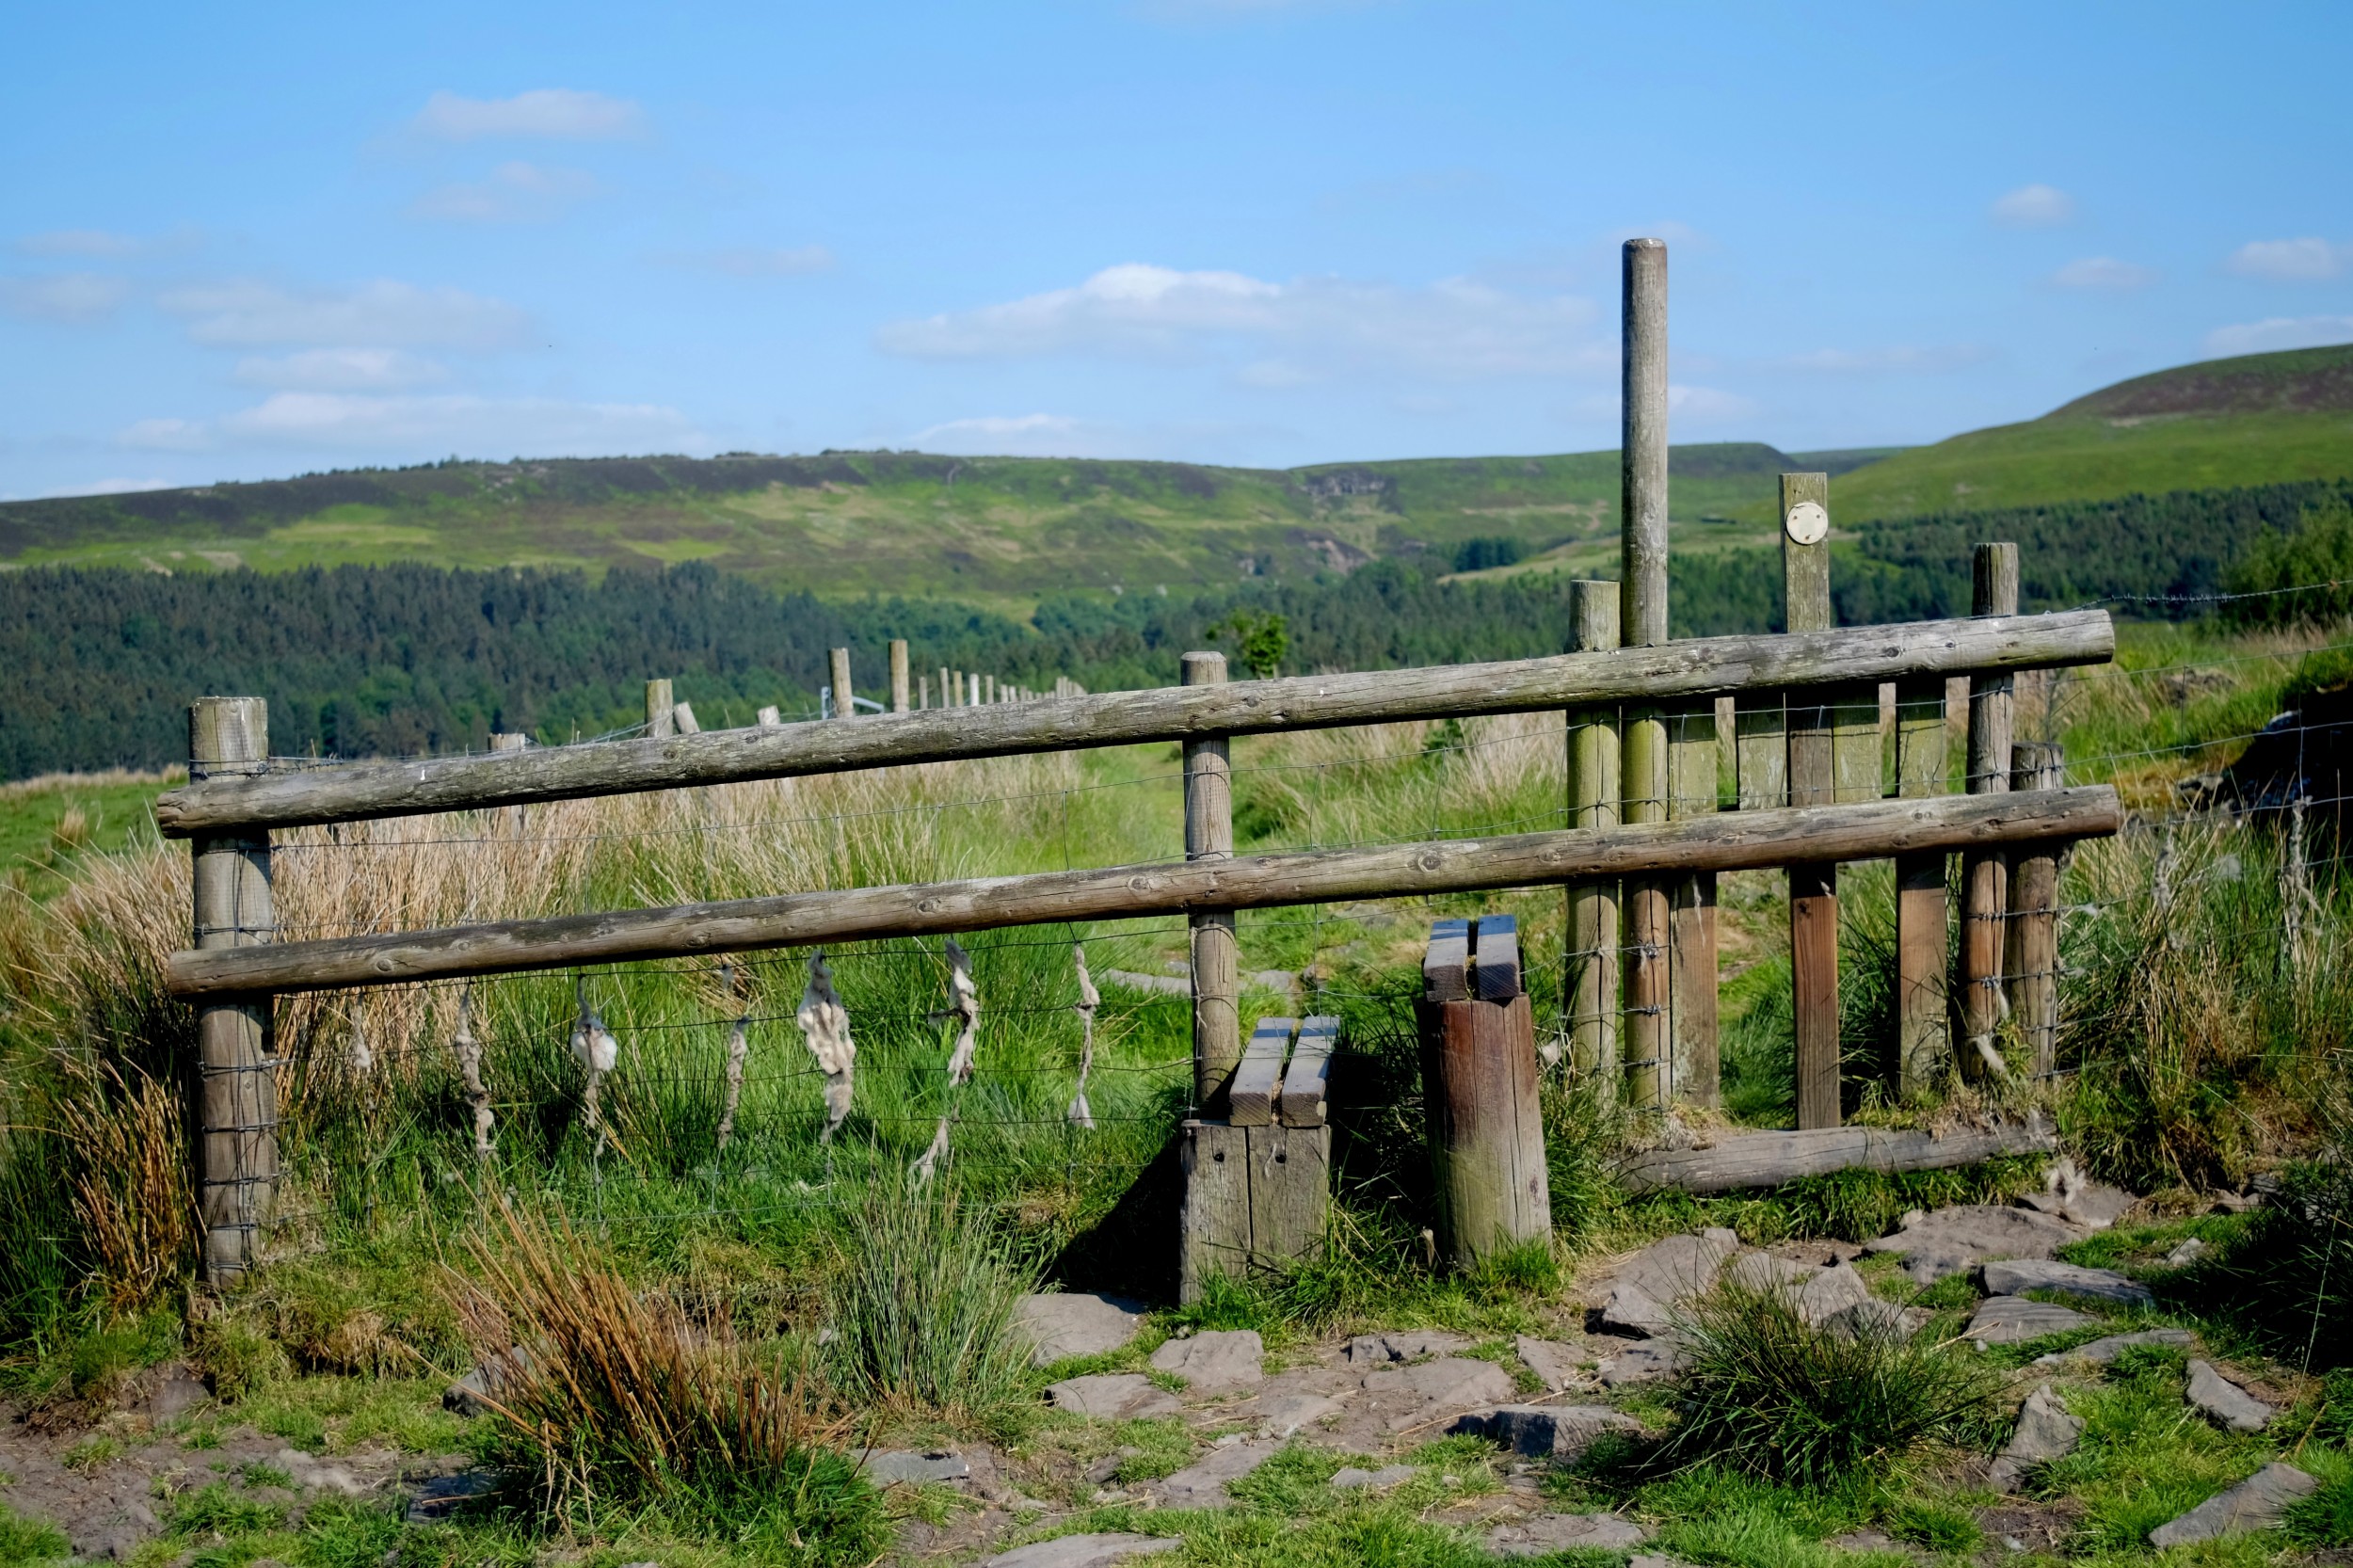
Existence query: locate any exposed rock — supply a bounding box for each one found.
[2186,1360,2275,1432]
[2020,1160,2137,1231]
[1154,1440,1280,1508]
[1827,1299,1916,1341]
[858,1449,970,1485]
[1047,1373,1180,1420]
[1989,1384,2084,1493]
[1599,1283,1676,1336]
[1346,1330,1466,1364]
[2166,1238,2209,1266]
[1701,1226,1741,1249]
[406,1471,498,1525]
[1148,1330,1263,1394]
[1487,1512,1649,1556]
[1514,1336,1586,1391]
[1257,1392,1340,1438]
[1797,1260,1874,1325]
[443,1346,533,1416]
[2148,1464,2317,1547]
[1015,1292,1147,1367]
[146,1364,211,1419]
[2033,1328,2194,1366]
[984,1533,1183,1568]
[1725,1252,1811,1293]
[1967,1296,2094,1345]
[274,1449,369,1496]
[1598,1339,1683,1386]
[1450,1403,1641,1460]
[1330,1464,1417,1490]
[1865,1206,2084,1284]
[1357,1356,1517,1432]
[1612,1233,1737,1313]
[1979,1258,2153,1307]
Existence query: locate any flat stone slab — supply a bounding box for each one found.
[2034,1327,2194,1366]
[858,1448,970,1485]
[1358,1356,1517,1432]
[1451,1403,1641,1459]
[1866,1205,2084,1284]
[1154,1439,1280,1508]
[1827,1298,1915,1341]
[1331,1464,1417,1490]
[1047,1373,1180,1420]
[1515,1336,1585,1391]
[1967,1295,2094,1345]
[1149,1330,1263,1394]
[1487,1512,1648,1556]
[1016,1292,1147,1367]
[1725,1252,1811,1293]
[2187,1360,2275,1432]
[1990,1384,2083,1493]
[1599,1282,1676,1336]
[2149,1463,2317,1547]
[1347,1329,1467,1364]
[1797,1260,1874,1325]
[2021,1175,2137,1232]
[1598,1339,1682,1386]
[985,1533,1183,1568]
[1257,1391,1341,1438]
[1980,1257,2153,1307]
[1609,1232,1736,1317]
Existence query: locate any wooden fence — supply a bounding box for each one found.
[157,239,2122,1282]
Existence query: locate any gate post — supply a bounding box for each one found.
[188,697,277,1284]
[1782,472,1842,1129]
[1182,651,1240,1110]
[1961,544,2019,1076]
[1621,237,1673,1109]
[1418,916,1548,1266]
[2006,742,2064,1080]
[1564,581,1621,1086]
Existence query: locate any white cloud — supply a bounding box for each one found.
[2052,256,2157,290]
[1776,344,1992,375]
[2202,314,2353,357]
[0,272,130,322]
[408,88,645,141]
[408,162,598,224]
[50,476,178,497]
[2225,237,2346,281]
[157,279,530,349]
[232,348,452,391]
[904,412,1176,459]
[1991,184,2075,228]
[120,393,705,456]
[663,245,837,278]
[1666,383,1757,423]
[875,262,1602,381]
[15,229,138,258]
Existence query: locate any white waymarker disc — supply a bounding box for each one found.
[1785,500,1829,546]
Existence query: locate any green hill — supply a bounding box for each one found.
[1825,344,2353,524]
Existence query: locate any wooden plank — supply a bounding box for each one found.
[1736,695,1788,809]
[1419,991,1549,1265]
[1277,1015,1337,1128]
[153,613,2118,835]
[1229,1016,1294,1127]
[1830,686,1881,803]
[1471,914,1522,1001]
[1622,707,1670,1109]
[1962,544,2020,1079]
[1895,675,1951,1096]
[1614,1113,2057,1193]
[1783,472,1841,1131]
[1564,580,1620,1083]
[1668,700,1720,1109]
[1179,1119,1252,1302]
[2005,742,2064,1080]
[1423,917,1471,1001]
[1183,651,1240,1111]
[167,787,2127,998]
[1245,1122,1329,1264]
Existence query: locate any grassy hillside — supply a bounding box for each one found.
[1824,344,2353,523]
[0,443,1821,614]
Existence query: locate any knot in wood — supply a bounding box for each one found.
[1417,851,1446,872]
[917,897,942,913]
[371,955,398,974]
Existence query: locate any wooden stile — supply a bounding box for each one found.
[1564,581,1621,1086]
[1182,651,1240,1111]
[2006,741,2064,1080]
[1277,1016,1337,1128]
[1418,914,1549,1265]
[1179,1012,1332,1301]
[1228,1016,1291,1127]
[1961,544,2019,1077]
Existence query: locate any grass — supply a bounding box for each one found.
[0,1503,71,1568]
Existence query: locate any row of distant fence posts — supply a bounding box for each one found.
[165,238,2113,1290]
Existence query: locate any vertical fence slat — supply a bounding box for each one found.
[1895,675,1952,1095]
[2006,741,2063,1080]
[1565,581,1621,1087]
[1781,472,1841,1130]
[888,640,911,713]
[1962,543,2019,1077]
[1182,651,1240,1111]
[646,678,674,738]
[1621,236,1672,1110]
[1668,701,1720,1107]
[830,649,856,720]
[189,697,276,1284]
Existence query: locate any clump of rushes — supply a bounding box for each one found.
[454,1203,884,1564]
[1652,1281,2006,1486]
[824,1180,1036,1427]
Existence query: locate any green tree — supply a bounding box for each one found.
[1210,610,1290,680]
[2221,500,2353,628]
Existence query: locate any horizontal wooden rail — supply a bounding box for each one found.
[1614,1113,2057,1193]
[164,783,2121,999]
[154,611,2114,836]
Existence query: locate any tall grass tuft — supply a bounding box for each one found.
[454,1202,885,1564]
[1652,1281,2006,1486]
[822,1181,1037,1425]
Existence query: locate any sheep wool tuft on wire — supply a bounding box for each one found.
[346,1003,373,1075]
[570,984,621,1151]
[938,936,981,1085]
[1067,941,1100,1129]
[797,952,856,1143]
[450,985,495,1160]
[716,962,753,1151]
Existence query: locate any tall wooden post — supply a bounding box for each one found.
[1418,916,1548,1266]
[1961,544,2019,1077]
[2006,741,2063,1080]
[489,731,528,834]
[1896,669,1952,1096]
[645,679,674,739]
[1782,472,1842,1129]
[829,648,855,720]
[888,640,911,713]
[1621,237,1673,1110]
[1182,651,1240,1110]
[938,666,952,710]
[1565,581,1621,1086]
[188,698,277,1284]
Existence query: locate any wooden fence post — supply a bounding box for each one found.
[489,732,528,833]
[1896,670,1952,1095]
[1621,236,1673,1110]
[829,648,855,720]
[1962,544,2019,1078]
[889,640,911,713]
[1565,581,1621,1086]
[2006,741,2063,1080]
[1182,651,1240,1110]
[188,697,277,1283]
[1781,472,1842,1129]
[1417,915,1548,1265]
[645,679,673,739]
[1668,701,1720,1108]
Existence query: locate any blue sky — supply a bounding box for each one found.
[5,0,2349,499]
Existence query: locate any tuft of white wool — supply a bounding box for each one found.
[911,1116,951,1184]
[1067,941,1099,1129]
[348,1011,373,1074]
[572,1014,619,1073]
[939,936,981,1085]
[797,952,856,1141]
